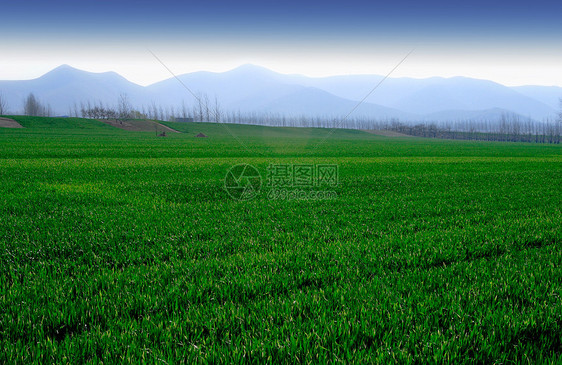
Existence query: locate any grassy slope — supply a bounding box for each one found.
[0,116,561,363]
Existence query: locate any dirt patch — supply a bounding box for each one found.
[0,117,24,128]
[362,129,413,137]
[99,119,181,133]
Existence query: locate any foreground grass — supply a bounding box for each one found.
[0,116,561,363]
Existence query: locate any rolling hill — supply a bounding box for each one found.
[0,64,559,122]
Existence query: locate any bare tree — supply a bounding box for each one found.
[202,93,210,122]
[214,95,222,123]
[181,100,188,119]
[0,92,7,115]
[117,93,132,120]
[168,105,175,121]
[70,102,79,117]
[196,92,204,122]
[556,98,562,143]
[23,93,43,116]
[149,102,158,120]
[559,98,562,125]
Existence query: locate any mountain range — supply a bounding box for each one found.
[0,64,560,122]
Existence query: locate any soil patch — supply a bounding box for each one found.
[0,117,24,128]
[99,119,181,133]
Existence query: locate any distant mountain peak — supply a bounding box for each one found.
[229,64,279,75]
[0,64,557,119]
[42,64,83,76]
[54,64,75,70]
[38,65,136,86]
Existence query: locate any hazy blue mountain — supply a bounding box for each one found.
[146,65,414,119]
[0,64,559,121]
[145,65,305,109]
[291,73,556,119]
[0,65,146,115]
[286,73,432,107]
[251,87,416,120]
[388,77,555,119]
[149,65,556,120]
[512,85,562,111]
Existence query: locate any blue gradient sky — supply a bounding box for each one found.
[1,0,561,86]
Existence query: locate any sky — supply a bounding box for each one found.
[1,0,562,86]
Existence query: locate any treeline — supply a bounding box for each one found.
[2,91,561,144]
[67,95,562,144]
[72,94,139,120]
[0,92,138,120]
[67,93,221,122]
[387,114,562,144]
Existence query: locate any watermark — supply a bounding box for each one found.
[224,163,339,201]
[224,164,262,201]
[267,189,338,201]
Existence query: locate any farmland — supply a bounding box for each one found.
[1,116,561,363]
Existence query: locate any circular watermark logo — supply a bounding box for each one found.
[224,164,262,201]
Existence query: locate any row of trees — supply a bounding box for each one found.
[148,97,562,143]
[74,94,136,120]
[60,95,562,145]
[67,92,224,123]
[387,115,562,144]
[0,92,129,119]
[2,90,561,144]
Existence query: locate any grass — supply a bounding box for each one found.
[1,116,561,363]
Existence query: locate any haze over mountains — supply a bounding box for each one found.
[0,64,560,122]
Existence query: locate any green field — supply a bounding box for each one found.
[1,116,561,363]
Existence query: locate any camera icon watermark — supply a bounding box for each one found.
[224,163,338,201]
[224,164,262,201]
